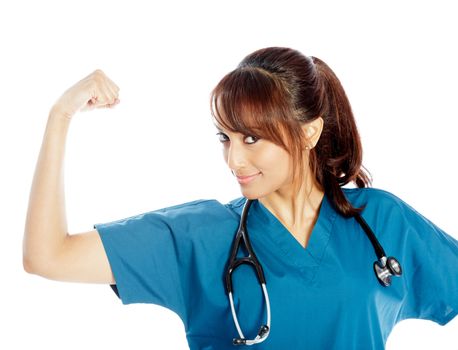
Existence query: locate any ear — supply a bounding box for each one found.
[301,117,324,149]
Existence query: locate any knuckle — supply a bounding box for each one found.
[108,79,120,92]
[92,69,106,83]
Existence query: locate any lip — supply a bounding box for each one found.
[236,173,260,184]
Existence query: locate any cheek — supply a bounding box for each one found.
[222,145,232,165]
[257,145,291,172]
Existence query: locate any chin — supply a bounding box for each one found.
[239,187,270,200]
[237,188,255,200]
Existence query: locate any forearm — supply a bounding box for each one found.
[23,107,72,272]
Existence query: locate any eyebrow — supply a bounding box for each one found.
[213,123,225,132]
[214,124,264,138]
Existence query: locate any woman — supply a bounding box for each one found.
[23,47,458,349]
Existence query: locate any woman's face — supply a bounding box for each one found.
[216,125,295,199]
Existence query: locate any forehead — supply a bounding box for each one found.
[213,121,264,137]
[212,105,264,134]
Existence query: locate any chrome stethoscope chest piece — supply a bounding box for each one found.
[225,197,403,345]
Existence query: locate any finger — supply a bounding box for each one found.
[105,76,120,94]
[100,74,120,96]
[107,98,120,108]
[94,94,119,109]
[104,82,119,103]
[80,96,99,112]
[94,85,116,105]
[98,76,119,103]
[84,71,120,110]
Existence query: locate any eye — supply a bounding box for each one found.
[244,135,259,144]
[216,132,229,143]
[215,132,259,145]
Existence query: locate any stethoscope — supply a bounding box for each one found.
[225,198,402,346]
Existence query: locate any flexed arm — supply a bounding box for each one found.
[23,70,119,284]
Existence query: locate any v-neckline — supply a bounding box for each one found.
[249,192,338,269]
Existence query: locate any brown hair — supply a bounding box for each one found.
[210,47,372,217]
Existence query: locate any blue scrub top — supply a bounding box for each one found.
[94,187,458,349]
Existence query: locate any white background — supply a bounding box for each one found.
[1,0,457,348]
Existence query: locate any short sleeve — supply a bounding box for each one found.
[93,199,219,324]
[393,195,458,325]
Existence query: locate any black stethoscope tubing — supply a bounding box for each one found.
[225,197,403,346]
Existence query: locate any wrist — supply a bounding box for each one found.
[49,105,73,123]
[46,108,73,136]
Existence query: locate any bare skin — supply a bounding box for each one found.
[23,69,324,285]
[216,117,324,248]
[23,69,119,284]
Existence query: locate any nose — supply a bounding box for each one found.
[225,141,247,172]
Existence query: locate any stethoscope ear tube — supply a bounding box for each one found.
[225,200,266,294]
[226,199,271,346]
[229,283,271,346]
[225,198,404,346]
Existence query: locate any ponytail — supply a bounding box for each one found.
[311,56,372,217]
[210,47,371,217]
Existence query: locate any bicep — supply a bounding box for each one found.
[50,229,115,284]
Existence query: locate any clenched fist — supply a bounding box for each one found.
[51,69,120,119]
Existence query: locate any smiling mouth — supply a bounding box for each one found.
[236,173,261,184]
[236,173,259,179]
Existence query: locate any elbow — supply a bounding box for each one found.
[22,250,66,281]
[23,255,37,275]
[22,240,39,274]
[22,233,67,278]
[22,254,54,277]
[23,254,42,275]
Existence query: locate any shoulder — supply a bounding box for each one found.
[341,187,444,236]
[96,198,244,232]
[138,197,245,226]
[156,197,245,216]
[342,186,410,213]
[153,198,229,217]
[341,186,429,229]
[95,198,246,250]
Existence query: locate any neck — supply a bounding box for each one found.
[258,173,325,235]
